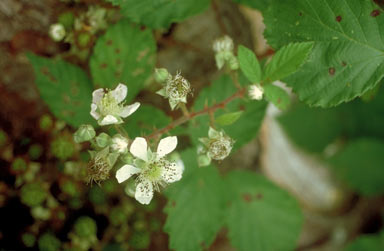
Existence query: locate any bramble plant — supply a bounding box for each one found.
[25,0,384,250]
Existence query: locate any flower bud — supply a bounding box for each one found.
[49,23,66,42]
[248,84,264,100]
[74,124,96,143]
[95,132,111,148]
[213,35,234,53]
[154,68,170,83]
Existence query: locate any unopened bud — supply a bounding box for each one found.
[154,68,170,83]
[49,23,66,42]
[74,124,96,143]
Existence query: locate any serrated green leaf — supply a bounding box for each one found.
[225,170,303,251]
[263,42,313,82]
[232,0,270,12]
[329,138,384,196]
[105,0,210,29]
[90,20,156,102]
[215,111,244,126]
[123,105,171,137]
[264,0,384,107]
[189,75,267,150]
[345,231,384,251]
[28,54,94,127]
[164,164,226,251]
[238,45,262,83]
[263,84,291,110]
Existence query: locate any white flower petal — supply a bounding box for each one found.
[120,102,140,118]
[99,115,119,125]
[90,103,100,120]
[92,88,104,104]
[116,165,141,183]
[130,137,148,161]
[111,83,127,103]
[135,179,153,205]
[157,136,177,158]
[162,162,183,183]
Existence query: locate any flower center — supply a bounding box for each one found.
[166,75,191,101]
[208,138,232,160]
[99,92,122,116]
[142,161,163,182]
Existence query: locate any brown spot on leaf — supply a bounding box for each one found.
[106,39,113,46]
[342,61,347,67]
[100,63,107,69]
[116,59,121,65]
[336,16,342,22]
[277,98,281,104]
[371,9,381,17]
[255,193,263,200]
[115,71,122,78]
[171,201,176,208]
[132,68,144,76]
[115,48,120,54]
[299,12,303,16]
[242,193,252,203]
[329,67,336,76]
[40,67,57,83]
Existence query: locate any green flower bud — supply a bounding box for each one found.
[38,233,61,251]
[21,183,47,207]
[49,23,66,42]
[76,31,92,49]
[0,129,8,147]
[12,157,27,172]
[88,185,106,205]
[198,154,211,167]
[95,132,110,148]
[29,144,43,160]
[154,68,170,83]
[74,124,96,143]
[51,136,75,161]
[74,216,97,238]
[39,115,53,131]
[129,231,150,250]
[58,11,74,29]
[22,233,36,248]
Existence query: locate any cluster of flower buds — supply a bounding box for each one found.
[212,35,239,70]
[155,68,192,110]
[116,136,183,204]
[198,127,234,166]
[248,84,264,100]
[49,5,108,49]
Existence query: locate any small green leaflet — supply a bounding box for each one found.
[263,42,313,83]
[263,84,291,110]
[105,0,210,29]
[264,0,384,107]
[90,19,156,102]
[329,138,384,196]
[215,111,243,126]
[238,45,262,83]
[27,54,94,127]
[225,170,303,251]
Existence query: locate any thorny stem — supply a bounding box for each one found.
[146,88,246,140]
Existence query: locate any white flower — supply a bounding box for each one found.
[156,72,191,110]
[49,23,66,42]
[90,83,140,126]
[111,134,129,154]
[248,84,264,100]
[115,136,183,205]
[213,35,234,53]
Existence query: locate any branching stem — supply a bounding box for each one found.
[146,88,246,140]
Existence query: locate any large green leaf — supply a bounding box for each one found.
[329,138,384,196]
[189,75,267,150]
[164,158,226,251]
[90,20,155,102]
[263,84,291,110]
[263,42,313,83]
[345,231,384,251]
[123,105,171,137]
[264,0,384,107]
[28,54,94,127]
[225,170,303,251]
[105,0,210,29]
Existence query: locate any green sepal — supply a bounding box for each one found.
[107,153,120,167]
[95,133,111,148]
[73,124,96,143]
[198,154,211,167]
